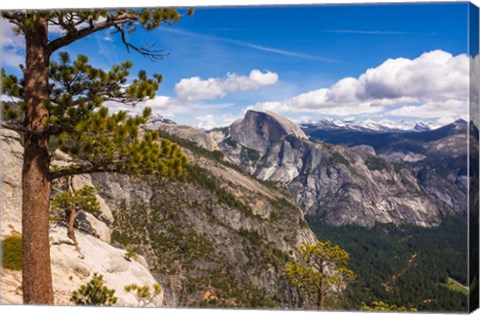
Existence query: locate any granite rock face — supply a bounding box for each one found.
[146,120,220,151]
[229,110,308,153]
[1,126,318,308]
[208,111,466,227]
[0,130,163,306]
[90,148,318,307]
[1,129,23,236]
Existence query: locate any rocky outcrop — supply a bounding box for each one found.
[229,110,307,153]
[1,129,23,236]
[1,126,317,308]
[1,226,163,306]
[258,136,451,227]
[89,140,317,307]
[146,121,220,152]
[51,158,114,243]
[1,130,163,306]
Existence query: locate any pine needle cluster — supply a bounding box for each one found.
[2,51,188,180]
[70,273,118,306]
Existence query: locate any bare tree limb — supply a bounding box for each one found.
[112,24,167,61]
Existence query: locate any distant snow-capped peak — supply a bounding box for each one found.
[300,117,436,133]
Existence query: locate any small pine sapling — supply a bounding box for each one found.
[124,283,163,307]
[70,273,118,306]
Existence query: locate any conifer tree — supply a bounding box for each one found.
[70,273,118,306]
[360,301,417,312]
[124,283,163,307]
[1,9,192,304]
[50,184,100,244]
[286,241,355,310]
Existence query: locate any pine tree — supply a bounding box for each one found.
[360,301,417,311]
[124,283,163,307]
[286,241,355,310]
[50,184,100,244]
[1,9,192,304]
[70,273,118,306]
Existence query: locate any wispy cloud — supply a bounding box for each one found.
[322,29,440,35]
[160,27,341,63]
[238,41,339,63]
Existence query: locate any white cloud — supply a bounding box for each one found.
[175,69,278,101]
[102,35,113,42]
[1,18,25,67]
[194,113,240,130]
[251,50,469,118]
[104,96,191,118]
[388,100,467,119]
[471,54,480,126]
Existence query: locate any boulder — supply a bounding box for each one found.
[77,212,111,243]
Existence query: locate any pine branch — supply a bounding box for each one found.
[47,18,115,54]
[2,11,25,30]
[54,11,76,34]
[1,120,43,135]
[113,24,167,61]
[47,12,138,54]
[50,165,103,180]
[50,158,132,179]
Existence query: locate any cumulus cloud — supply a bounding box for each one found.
[251,50,469,118]
[194,113,240,130]
[1,18,25,67]
[175,69,278,101]
[104,96,191,118]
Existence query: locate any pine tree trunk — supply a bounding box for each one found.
[318,276,325,310]
[318,288,325,310]
[67,207,78,243]
[21,15,54,304]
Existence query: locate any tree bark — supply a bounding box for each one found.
[318,286,325,310]
[67,206,78,244]
[318,264,325,310]
[21,14,54,304]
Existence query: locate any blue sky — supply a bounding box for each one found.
[1,2,475,128]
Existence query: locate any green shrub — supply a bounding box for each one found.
[1,235,22,271]
[111,230,132,246]
[331,152,350,166]
[124,247,137,261]
[241,146,261,162]
[222,137,238,148]
[365,156,389,171]
[124,283,163,307]
[238,229,263,247]
[212,150,225,161]
[70,273,118,306]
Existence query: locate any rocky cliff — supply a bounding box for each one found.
[90,129,317,307]
[1,127,317,308]
[1,129,163,306]
[229,110,308,153]
[208,110,466,227]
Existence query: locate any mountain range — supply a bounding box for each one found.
[196,110,468,227]
[1,109,473,309]
[300,117,436,133]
